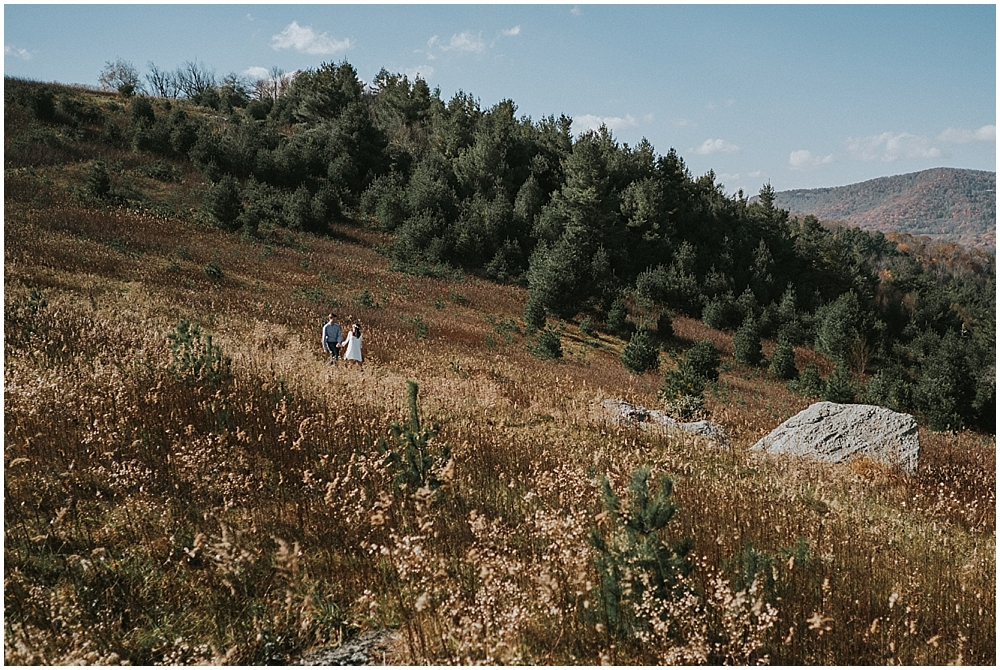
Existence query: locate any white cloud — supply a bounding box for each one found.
[845,125,994,163]
[571,6,582,16]
[573,113,639,135]
[845,132,943,162]
[447,32,485,53]
[425,31,485,58]
[937,125,996,144]
[671,118,695,128]
[271,21,351,55]
[789,149,835,171]
[5,45,31,60]
[748,170,764,178]
[502,26,521,37]
[244,66,270,80]
[693,138,740,155]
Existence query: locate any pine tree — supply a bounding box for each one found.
[531,326,563,360]
[655,310,674,342]
[606,297,631,338]
[621,328,660,375]
[823,364,856,404]
[769,338,798,380]
[791,363,824,397]
[733,315,763,367]
[85,161,111,198]
[523,294,546,333]
[203,174,243,230]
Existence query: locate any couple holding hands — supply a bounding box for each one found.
[322,314,362,368]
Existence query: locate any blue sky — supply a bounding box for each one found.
[4,3,996,194]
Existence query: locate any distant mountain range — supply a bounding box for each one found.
[773,168,996,248]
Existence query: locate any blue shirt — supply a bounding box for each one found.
[322,322,341,350]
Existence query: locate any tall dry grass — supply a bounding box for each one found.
[4,172,995,664]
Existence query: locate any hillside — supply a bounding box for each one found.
[4,77,996,665]
[773,168,996,247]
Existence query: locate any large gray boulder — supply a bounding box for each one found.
[752,402,919,473]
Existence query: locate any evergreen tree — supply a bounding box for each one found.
[523,294,546,333]
[769,338,798,380]
[864,364,911,412]
[791,363,824,397]
[815,291,861,363]
[85,161,111,198]
[203,174,243,230]
[733,315,763,367]
[531,325,563,360]
[702,291,740,331]
[824,364,856,403]
[913,331,975,430]
[606,297,631,338]
[655,310,674,342]
[621,328,660,375]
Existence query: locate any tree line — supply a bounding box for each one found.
[6,58,995,432]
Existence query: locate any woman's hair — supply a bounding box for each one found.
[353,324,361,337]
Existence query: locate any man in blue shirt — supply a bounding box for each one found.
[322,314,342,365]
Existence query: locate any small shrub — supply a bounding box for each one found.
[789,362,824,397]
[204,259,224,281]
[684,340,721,384]
[864,364,911,412]
[523,295,546,334]
[702,292,740,331]
[167,319,231,385]
[621,329,660,375]
[378,381,452,501]
[769,338,798,380]
[591,466,694,639]
[659,340,720,418]
[531,326,563,360]
[823,364,856,404]
[203,174,243,231]
[656,310,674,341]
[606,297,632,338]
[412,316,429,340]
[733,316,763,367]
[85,161,112,198]
[579,316,595,337]
[352,289,376,308]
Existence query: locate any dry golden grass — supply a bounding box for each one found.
[4,166,995,665]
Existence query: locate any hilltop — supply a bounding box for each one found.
[773,168,996,247]
[4,74,995,665]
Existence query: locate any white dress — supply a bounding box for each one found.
[342,332,362,361]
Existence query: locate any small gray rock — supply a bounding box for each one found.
[601,399,729,445]
[752,402,919,473]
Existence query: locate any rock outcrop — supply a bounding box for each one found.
[601,399,729,445]
[752,402,919,473]
[293,629,401,666]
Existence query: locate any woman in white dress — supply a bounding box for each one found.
[341,323,363,368]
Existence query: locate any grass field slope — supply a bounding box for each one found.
[773,168,996,248]
[5,80,995,665]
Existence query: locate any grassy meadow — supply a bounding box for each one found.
[4,96,996,665]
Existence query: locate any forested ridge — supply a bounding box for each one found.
[6,60,995,432]
[773,168,996,248]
